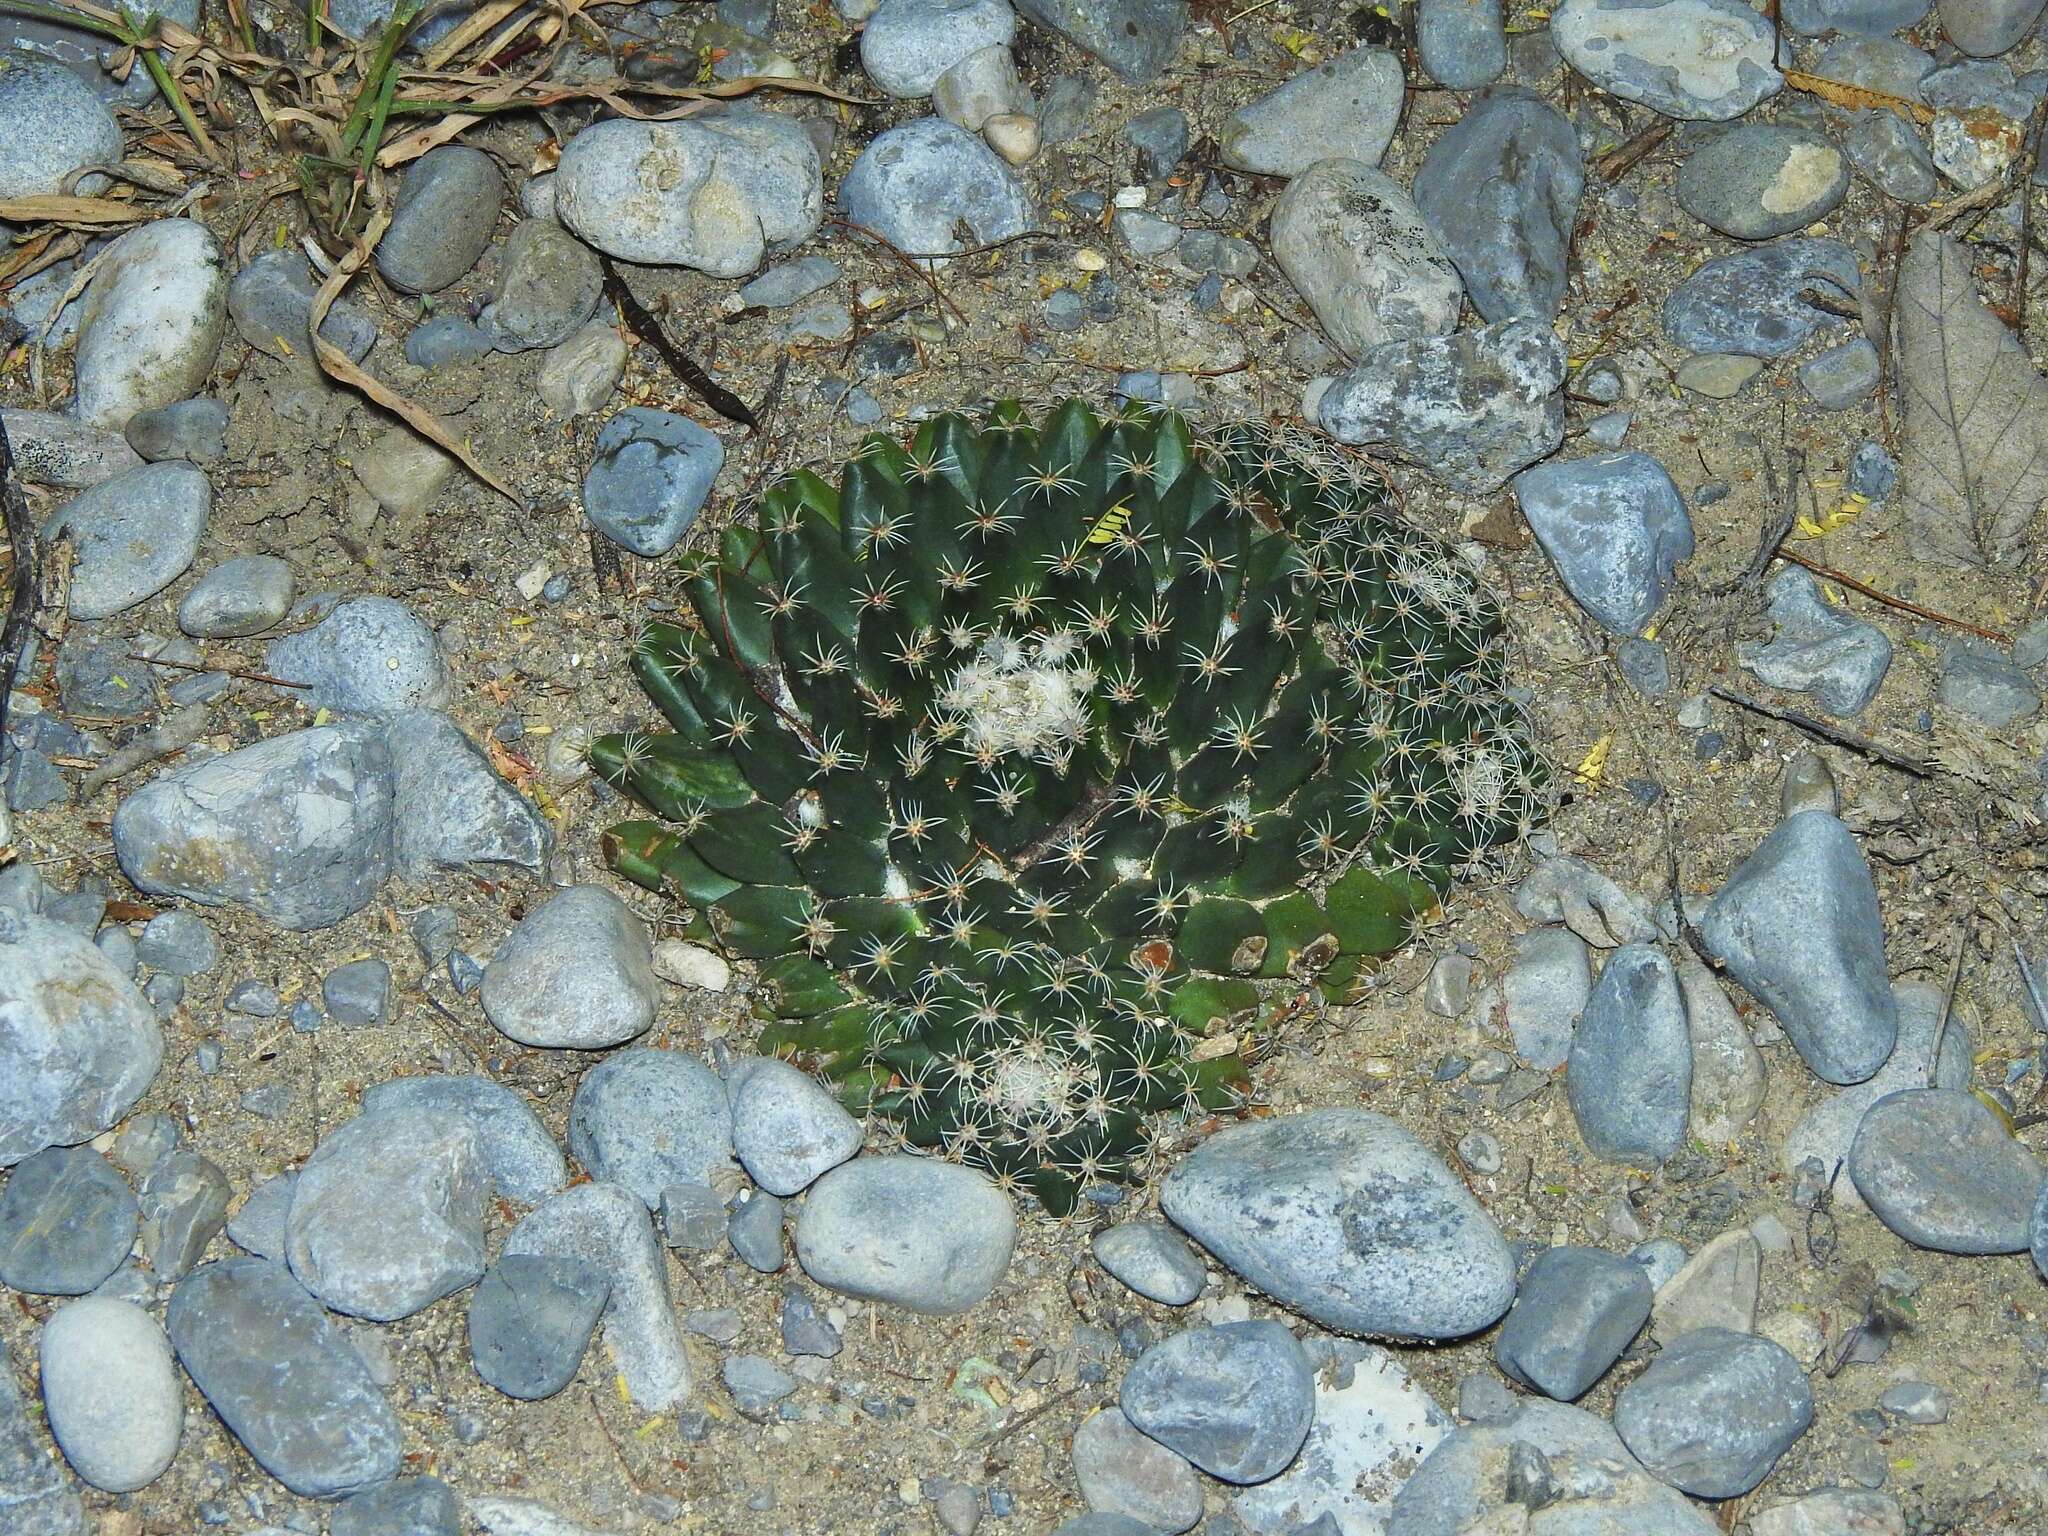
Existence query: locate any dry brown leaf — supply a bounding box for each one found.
[0,195,152,226]
[308,212,526,510]
[1782,69,1934,125]
[1897,230,2048,569]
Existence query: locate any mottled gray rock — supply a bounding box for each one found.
[0,911,162,1167]
[123,396,227,463]
[1940,647,2041,727]
[467,1255,608,1400]
[1786,0,1928,30]
[1310,318,1562,495]
[481,885,657,1049]
[478,219,601,352]
[38,1296,182,1492]
[1386,1398,1632,1536]
[1678,123,1847,241]
[1614,1327,1814,1497]
[1127,105,1190,179]
[135,1147,229,1279]
[0,408,140,489]
[0,1336,85,1536]
[1660,238,1861,358]
[0,1146,135,1295]
[1514,852,1660,947]
[1161,1109,1515,1340]
[1220,47,1403,174]
[1093,1220,1206,1305]
[1012,0,1186,82]
[226,1171,297,1261]
[1843,110,1939,205]
[568,1048,735,1207]
[166,1258,401,1497]
[1650,1229,1759,1344]
[265,596,449,719]
[45,461,210,621]
[1738,566,1893,715]
[1502,926,1591,1071]
[794,1155,1016,1313]
[376,146,502,294]
[1939,0,2048,56]
[384,708,551,877]
[555,111,823,275]
[1567,943,1693,1165]
[1748,1489,1908,1536]
[1121,1320,1315,1484]
[362,1075,567,1205]
[1413,88,1581,325]
[839,115,1033,260]
[73,219,228,430]
[582,407,725,557]
[1680,954,1766,1144]
[729,1057,862,1195]
[112,722,397,931]
[1554,0,1781,119]
[1700,810,1898,1084]
[860,0,1015,97]
[1512,451,1694,635]
[658,1182,728,1251]
[1418,0,1506,87]
[177,556,293,642]
[227,250,378,365]
[1849,1088,2043,1252]
[503,1182,692,1410]
[0,49,121,198]
[722,1354,797,1419]
[1494,1245,1653,1401]
[331,1478,462,1536]
[321,958,391,1027]
[537,321,626,418]
[738,254,841,309]
[1072,1406,1203,1534]
[1801,337,1882,410]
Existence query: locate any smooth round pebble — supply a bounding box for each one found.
[839,116,1034,260]
[860,0,1016,97]
[1677,123,1847,240]
[481,885,658,1050]
[178,555,294,638]
[1849,1088,2043,1253]
[729,1057,862,1196]
[1613,1326,1814,1497]
[375,145,503,294]
[40,1297,183,1491]
[0,49,123,199]
[1092,1220,1206,1306]
[467,1254,609,1401]
[569,1048,735,1206]
[794,1156,1016,1313]
[1070,1406,1204,1534]
[582,407,725,557]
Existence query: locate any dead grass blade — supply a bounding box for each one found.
[0,195,155,226]
[308,211,527,510]
[1782,69,1934,125]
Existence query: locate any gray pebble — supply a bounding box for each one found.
[134,909,218,976]
[1387,1398,1631,1536]
[376,145,502,294]
[1800,338,1882,411]
[1678,123,1847,240]
[840,116,1034,260]
[226,249,377,365]
[264,596,449,719]
[1418,0,1506,88]
[1036,73,1097,142]
[1128,105,1190,178]
[684,1307,742,1344]
[322,959,391,1027]
[467,1254,609,1401]
[481,885,658,1050]
[1618,635,1672,697]
[405,314,495,369]
[1220,46,1402,174]
[1493,1245,1653,1401]
[1120,1320,1314,1484]
[779,1288,843,1357]
[226,1171,296,1261]
[1503,925,1591,1070]
[178,555,294,639]
[794,1155,1016,1313]
[729,1191,787,1272]
[1071,1405,1203,1534]
[0,48,121,197]
[730,1057,862,1195]
[1511,450,1693,635]
[1456,1131,1503,1174]
[1677,352,1764,399]
[331,1478,461,1536]
[569,1048,735,1206]
[1567,943,1692,1165]
[859,0,1014,97]
[1553,0,1781,120]
[1092,1220,1206,1305]
[1940,0,2044,55]
[1939,647,2040,727]
[1012,0,1185,82]
[658,1182,729,1252]
[479,219,602,352]
[1878,1380,1948,1424]
[582,407,724,558]
[1738,566,1892,715]
[1850,1088,2043,1252]
[39,1296,182,1492]
[1613,1327,1814,1497]
[52,634,155,720]
[1843,110,1940,205]
[1661,238,1860,358]
[122,397,228,463]
[74,218,227,431]
[0,1146,137,1295]
[722,1354,797,1419]
[45,461,211,621]
[362,1075,568,1206]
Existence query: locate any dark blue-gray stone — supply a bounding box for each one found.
[1660,239,1862,358]
[1613,1327,1814,1497]
[134,909,217,976]
[1119,1319,1314,1484]
[1617,636,1671,697]
[1850,1088,2043,1253]
[1417,0,1506,88]
[323,958,392,1026]
[779,1288,843,1357]
[722,1353,797,1418]
[1677,123,1848,241]
[467,1254,610,1400]
[1939,647,2040,727]
[0,1145,137,1295]
[0,1335,86,1536]
[166,1258,402,1497]
[582,407,724,557]
[375,145,502,295]
[1012,0,1187,82]
[1700,810,1898,1085]
[729,1190,786,1272]
[1800,337,1881,410]
[1493,1245,1652,1401]
[1784,0,1928,32]
[1511,450,1693,635]
[226,249,377,365]
[331,1477,462,1536]
[1127,105,1190,178]
[404,315,495,369]
[1567,943,1691,1164]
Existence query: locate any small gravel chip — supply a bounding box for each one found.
[658,1182,729,1252]
[723,1354,797,1419]
[1092,1220,1206,1306]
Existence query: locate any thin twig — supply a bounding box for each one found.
[600,256,758,432]
[1593,119,1672,182]
[1774,548,2013,644]
[1709,686,1930,778]
[126,652,312,688]
[0,413,38,784]
[1928,917,1971,1090]
[2016,97,2048,344]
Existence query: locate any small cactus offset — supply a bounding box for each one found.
[593,399,1544,1213]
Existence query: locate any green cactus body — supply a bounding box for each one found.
[594,399,1543,1213]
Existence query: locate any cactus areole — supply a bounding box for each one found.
[594,400,1544,1213]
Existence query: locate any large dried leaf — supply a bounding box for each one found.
[1898,231,2048,568]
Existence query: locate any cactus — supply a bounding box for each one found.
[592,400,1544,1213]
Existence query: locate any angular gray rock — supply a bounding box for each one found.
[794,1155,1017,1313]
[503,1181,692,1410]
[1413,87,1581,324]
[477,218,601,352]
[1553,0,1781,119]
[1512,451,1694,636]
[728,1056,862,1195]
[1310,318,1564,496]
[568,1048,736,1206]
[0,408,140,489]
[226,1171,297,1261]
[467,1254,609,1401]
[1700,810,1898,1085]
[481,885,658,1049]
[1503,925,1591,1070]
[73,218,228,430]
[1386,1397,1632,1536]
[1219,47,1403,175]
[1160,1108,1515,1340]
[1493,1245,1653,1401]
[179,555,295,639]
[1613,1327,1814,1497]
[0,1146,136,1294]
[265,596,450,719]
[1566,943,1692,1165]
[1012,0,1187,82]
[1661,238,1861,358]
[0,910,162,1167]
[1071,1405,1203,1534]
[1120,1320,1315,1484]
[226,249,377,365]
[1849,1088,2043,1253]
[113,723,397,931]
[166,1258,402,1498]
[362,1075,567,1206]
[45,461,210,621]
[839,116,1034,261]
[135,1148,230,1280]
[384,709,551,877]
[1513,851,1660,947]
[582,407,726,558]
[1739,566,1892,716]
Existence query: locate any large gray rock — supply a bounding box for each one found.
[38,1296,182,1493]
[1413,87,1581,324]
[0,911,162,1167]
[1700,810,1898,1085]
[1160,1108,1515,1340]
[794,1155,1017,1313]
[568,1048,735,1207]
[166,1258,402,1498]
[1566,943,1692,1165]
[1271,159,1462,362]
[0,49,121,198]
[481,885,658,1049]
[1120,1320,1315,1484]
[1849,1088,2043,1253]
[1220,46,1403,175]
[1660,238,1860,358]
[1310,318,1564,495]
[362,1075,567,1206]
[45,461,210,621]
[0,1146,137,1294]
[1553,0,1781,120]
[1512,451,1694,636]
[839,116,1034,261]
[265,596,450,719]
[0,408,140,489]
[285,1105,488,1321]
[73,218,227,430]
[1939,0,2048,56]
[375,145,503,294]
[1677,122,1848,241]
[503,1182,691,1410]
[1493,1245,1652,1401]
[861,0,1015,97]
[384,709,551,877]
[112,723,397,931]
[555,110,823,275]
[1012,0,1187,82]
[1613,1327,1814,1498]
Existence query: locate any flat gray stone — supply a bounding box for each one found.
[794,1155,1016,1313]
[1566,942,1692,1165]
[839,115,1033,261]
[384,708,550,877]
[1092,1220,1206,1305]
[1849,1088,2043,1253]
[478,219,600,352]
[1502,926,1591,1070]
[582,408,725,558]
[45,461,210,621]
[376,145,502,294]
[1613,1326,1814,1497]
[860,0,1014,97]
[0,48,121,198]
[1553,0,1781,120]
[1120,1320,1315,1484]
[1678,123,1847,240]
[0,1146,136,1294]
[1072,1406,1203,1534]
[179,555,295,638]
[1219,47,1402,174]
[0,408,140,489]
[1494,1245,1653,1401]
[1012,0,1186,82]
[467,1255,608,1401]
[1512,450,1694,636]
[136,1148,229,1280]
[362,1075,567,1206]
[226,249,377,365]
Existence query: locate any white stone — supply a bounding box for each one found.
[40,1297,183,1492]
[651,939,731,992]
[74,219,228,430]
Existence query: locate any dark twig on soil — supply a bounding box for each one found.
[1592,119,1672,182]
[974,1384,1085,1453]
[0,411,38,789]
[1773,548,2013,644]
[1709,686,1930,778]
[599,256,759,432]
[126,652,313,688]
[2017,98,2048,344]
[1929,916,1971,1090]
